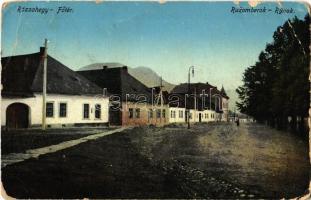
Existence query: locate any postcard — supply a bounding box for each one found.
[1,0,310,199]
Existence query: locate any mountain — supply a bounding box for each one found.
[78,63,175,92]
[128,67,175,92]
[79,62,125,71]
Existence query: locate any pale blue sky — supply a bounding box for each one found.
[2,1,309,91]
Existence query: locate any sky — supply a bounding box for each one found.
[2,1,309,92]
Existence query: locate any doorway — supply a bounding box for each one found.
[6,103,30,129]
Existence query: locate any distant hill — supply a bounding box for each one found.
[79,62,125,71]
[78,63,175,92]
[128,67,175,92]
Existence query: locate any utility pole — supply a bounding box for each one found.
[160,77,163,124]
[187,66,194,129]
[151,87,155,125]
[42,39,48,130]
[209,88,213,110]
[194,88,197,123]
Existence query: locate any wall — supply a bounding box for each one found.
[121,102,168,126]
[168,107,186,123]
[1,93,109,127]
[167,108,216,123]
[200,109,216,122]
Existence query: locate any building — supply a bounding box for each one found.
[78,65,167,126]
[170,82,229,123]
[1,47,109,129]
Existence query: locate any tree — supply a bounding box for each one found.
[236,15,310,135]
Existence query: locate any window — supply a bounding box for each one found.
[83,104,89,119]
[135,108,140,118]
[156,109,161,118]
[59,103,67,117]
[170,110,176,118]
[95,104,101,119]
[162,109,166,118]
[149,109,153,118]
[179,110,183,118]
[129,108,134,118]
[46,102,54,117]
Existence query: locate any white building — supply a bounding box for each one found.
[167,107,186,123]
[1,47,109,129]
[167,107,216,123]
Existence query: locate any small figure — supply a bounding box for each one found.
[235,118,240,126]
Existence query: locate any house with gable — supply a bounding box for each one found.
[1,47,109,129]
[77,65,167,126]
[170,82,229,123]
[170,82,216,123]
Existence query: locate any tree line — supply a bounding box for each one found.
[236,15,310,136]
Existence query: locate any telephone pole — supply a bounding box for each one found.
[160,77,164,124]
[187,66,195,129]
[42,39,48,130]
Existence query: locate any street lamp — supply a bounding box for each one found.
[187,66,195,129]
[209,87,213,110]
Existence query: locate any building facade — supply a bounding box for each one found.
[170,82,228,123]
[1,48,109,129]
[78,65,167,126]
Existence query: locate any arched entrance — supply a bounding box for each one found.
[6,103,30,129]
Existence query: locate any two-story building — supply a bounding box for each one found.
[170,82,229,123]
[78,65,167,126]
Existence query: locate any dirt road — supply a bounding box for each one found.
[2,122,309,198]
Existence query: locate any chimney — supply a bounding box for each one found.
[40,47,45,54]
[103,66,108,70]
[122,66,128,73]
[103,88,107,96]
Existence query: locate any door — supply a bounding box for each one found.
[6,103,29,129]
[199,113,202,122]
[185,110,188,122]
